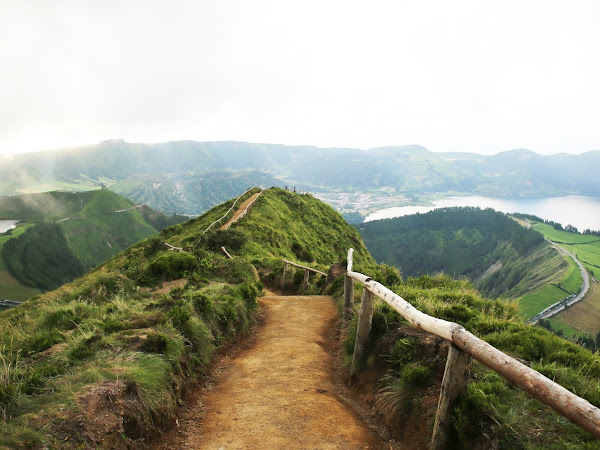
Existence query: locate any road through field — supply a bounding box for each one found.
[155,294,385,449]
[531,239,590,322]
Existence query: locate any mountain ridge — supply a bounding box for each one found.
[2,140,599,216]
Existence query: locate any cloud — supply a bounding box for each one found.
[0,0,599,155]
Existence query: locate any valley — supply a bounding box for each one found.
[2,140,600,219]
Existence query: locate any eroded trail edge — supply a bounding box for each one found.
[162,294,384,449]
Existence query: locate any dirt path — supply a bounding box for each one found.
[220,192,261,230]
[156,294,385,449]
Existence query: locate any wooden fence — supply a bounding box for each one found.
[281,259,327,293]
[202,187,258,235]
[222,189,265,231]
[344,248,600,449]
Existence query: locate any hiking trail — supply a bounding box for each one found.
[219,192,261,231]
[154,293,387,449]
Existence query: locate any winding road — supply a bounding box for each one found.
[531,239,590,322]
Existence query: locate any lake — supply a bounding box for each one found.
[365,195,600,231]
[0,220,19,234]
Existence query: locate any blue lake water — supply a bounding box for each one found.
[365,195,600,231]
[0,220,19,234]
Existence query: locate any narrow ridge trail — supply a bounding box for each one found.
[157,294,386,449]
[219,192,261,230]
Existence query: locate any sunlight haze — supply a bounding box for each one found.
[0,0,598,155]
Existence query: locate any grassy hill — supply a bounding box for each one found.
[335,273,600,449]
[1,188,599,448]
[0,190,185,294]
[0,187,375,448]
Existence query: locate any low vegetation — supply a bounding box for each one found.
[335,273,600,449]
[0,224,41,302]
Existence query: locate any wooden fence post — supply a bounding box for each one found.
[350,288,375,382]
[221,246,233,259]
[344,275,354,320]
[282,262,288,291]
[431,344,472,450]
[302,269,310,293]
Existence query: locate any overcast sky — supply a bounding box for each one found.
[0,0,599,156]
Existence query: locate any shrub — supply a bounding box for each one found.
[191,293,214,317]
[26,330,62,354]
[147,252,198,281]
[206,229,247,252]
[186,273,209,289]
[144,236,164,256]
[385,337,419,370]
[291,242,313,262]
[42,308,79,330]
[141,333,169,354]
[239,282,259,305]
[400,364,431,387]
[168,305,192,329]
[70,334,103,361]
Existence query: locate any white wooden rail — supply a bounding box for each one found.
[164,243,183,252]
[222,189,265,230]
[202,187,258,235]
[344,248,600,447]
[281,258,327,293]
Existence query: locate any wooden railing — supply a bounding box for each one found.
[344,248,600,449]
[202,187,258,235]
[281,259,327,292]
[222,188,265,231]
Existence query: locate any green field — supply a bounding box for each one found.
[558,258,584,293]
[521,221,600,338]
[515,225,584,320]
[532,223,600,275]
[545,317,581,339]
[519,283,568,320]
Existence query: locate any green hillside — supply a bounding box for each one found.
[0,190,185,294]
[358,207,567,302]
[531,222,600,275]
[336,273,600,449]
[0,187,375,448]
[1,189,599,448]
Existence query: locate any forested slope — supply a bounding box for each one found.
[358,207,567,298]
